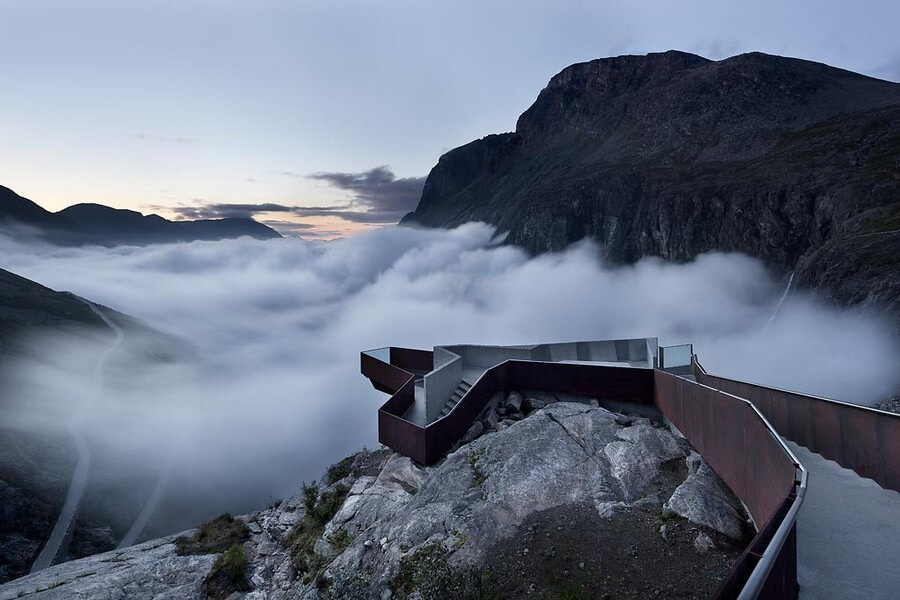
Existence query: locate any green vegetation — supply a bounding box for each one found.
[390,542,501,600]
[326,454,356,484]
[285,482,351,586]
[204,543,251,600]
[174,513,249,556]
[468,452,487,488]
[325,570,371,600]
[330,529,354,554]
[655,509,683,527]
[452,531,469,551]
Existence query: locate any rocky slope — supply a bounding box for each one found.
[0,268,179,582]
[0,186,280,246]
[401,51,900,321]
[0,400,751,599]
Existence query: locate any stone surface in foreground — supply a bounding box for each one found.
[0,402,751,599]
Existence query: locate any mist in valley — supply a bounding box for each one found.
[1,222,898,542]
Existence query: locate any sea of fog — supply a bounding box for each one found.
[1,222,897,540]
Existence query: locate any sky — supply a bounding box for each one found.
[2,0,899,239]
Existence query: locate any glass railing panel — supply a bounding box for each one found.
[362,347,391,362]
[661,344,692,368]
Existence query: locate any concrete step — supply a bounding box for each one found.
[790,440,900,498]
[439,381,472,418]
[787,442,900,600]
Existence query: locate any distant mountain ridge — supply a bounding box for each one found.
[401,51,900,321]
[0,186,280,246]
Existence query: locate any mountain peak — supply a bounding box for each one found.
[513,50,900,162]
[406,51,900,322]
[0,187,281,246]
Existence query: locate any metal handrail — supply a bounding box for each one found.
[702,371,900,419]
[684,368,807,599]
[738,467,807,600]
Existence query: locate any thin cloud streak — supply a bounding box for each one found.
[167,166,427,234]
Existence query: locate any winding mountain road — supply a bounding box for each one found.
[29,301,124,573]
[117,450,173,549]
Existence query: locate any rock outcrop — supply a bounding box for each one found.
[0,402,751,599]
[401,51,900,322]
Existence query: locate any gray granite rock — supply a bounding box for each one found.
[665,455,747,540]
[0,409,749,599]
[0,535,214,600]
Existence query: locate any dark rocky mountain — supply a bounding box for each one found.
[0,186,280,246]
[0,267,169,358]
[402,51,900,319]
[0,268,179,583]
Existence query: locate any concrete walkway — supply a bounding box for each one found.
[789,442,900,600]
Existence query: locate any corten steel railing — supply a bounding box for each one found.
[693,362,900,493]
[424,360,656,463]
[361,348,434,462]
[655,370,806,600]
[362,349,655,464]
[362,348,806,598]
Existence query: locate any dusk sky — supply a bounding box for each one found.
[2,0,898,239]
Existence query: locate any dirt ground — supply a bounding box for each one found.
[480,455,747,600]
[482,502,745,599]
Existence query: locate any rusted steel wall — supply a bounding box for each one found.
[423,361,656,463]
[714,494,798,600]
[654,371,801,599]
[698,372,900,493]
[654,371,797,528]
[390,347,434,373]
[361,351,430,463]
[361,352,412,392]
[506,361,655,402]
[424,364,508,463]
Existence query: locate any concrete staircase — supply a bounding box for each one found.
[439,380,472,418]
[788,442,900,599]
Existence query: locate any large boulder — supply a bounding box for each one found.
[664,452,748,540]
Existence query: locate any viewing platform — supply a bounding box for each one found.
[361,338,900,599]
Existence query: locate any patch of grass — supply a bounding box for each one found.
[175,513,250,556]
[330,529,354,554]
[390,542,501,600]
[452,531,469,551]
[655,510,683,527]
[302,481,320,514]
[326,454,356,485]
[468,452,487,488]
[204,543,251,600]
[325,569,371,599]
[285,482,351,586]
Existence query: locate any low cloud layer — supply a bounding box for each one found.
[172,166,425,228]
[0,224,897,538]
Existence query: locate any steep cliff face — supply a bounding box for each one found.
[402,51,900,318]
